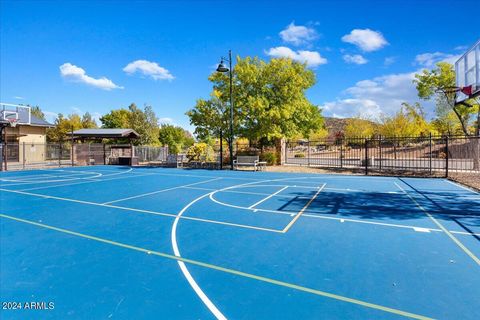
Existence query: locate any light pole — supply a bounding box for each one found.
[216,50,234,170]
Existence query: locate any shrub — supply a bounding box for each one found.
[294,153,305,158]
[260,151,277,165]
[186,143,215,162]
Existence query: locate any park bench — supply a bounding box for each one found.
[233,155,266,171]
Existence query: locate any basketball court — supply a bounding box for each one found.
[1,166,479,319]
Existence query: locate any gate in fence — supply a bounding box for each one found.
[285,135,480,177]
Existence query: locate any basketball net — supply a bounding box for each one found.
[8,119,18,128]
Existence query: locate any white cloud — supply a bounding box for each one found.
[71,107,83,115]
[123,60,174,81]
[43,111,59,123]
[384,57,396,66]
[158,117,174,125]
[343,54,368,65]
[14,96,25,100]
[454,45,468,51]
[414,52,461,67]
[266,46,327,67]
[91,112,102,124]
[279,22,318,46]
[341,29,388,52]
[60,63,123,90]
[322,71,434,120]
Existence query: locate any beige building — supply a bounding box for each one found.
[4,115,53,163]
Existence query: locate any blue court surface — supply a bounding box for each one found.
[1,166,479,319]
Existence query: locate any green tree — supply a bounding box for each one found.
[430,111,463,136]
[100,109,130,128]
[30,105,45,120]
[47,113,83,142]
[187,92,238,151]
[379,103,430,137]
[344,118,377,138]
[100,104,160,145]
[414,62,479,135]
[81,112,97,128]
[187,57,323,149]
[158,124,195,154]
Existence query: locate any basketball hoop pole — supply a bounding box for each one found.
[0,123,6,171]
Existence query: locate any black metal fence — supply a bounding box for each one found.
[286,135,480,177]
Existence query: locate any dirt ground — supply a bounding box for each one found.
[448,172,480,192]
[266,165,480,192]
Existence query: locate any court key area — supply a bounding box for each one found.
[1,165,479,319]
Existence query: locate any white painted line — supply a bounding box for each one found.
[170,175,314,319]
[445,179,480,195]
[185,185,312,200]
[395,180,480,267]
[0,187,282,233]
[207,187,480,237]
[172,192,227,320]
[248,186,289,209]
[18,172,156,191]
[103,177,222,204]
[0,172,104,185]
[413,227,431,233]
[282,183,327,233]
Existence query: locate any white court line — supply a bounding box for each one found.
[445,179,480,195]
[206,184,480,237]
[324,187,402,194]
[0,187,282,233]
[395,181,480,267]
[172,191,228,320]
[0,172,102,183]
[4,174,479,238]
[282,183,326,233]
[53,168,133,177]
[171,176,296,319]
[248,186,289,209]
[103,177,222,204]
[18,172,158,191]
[184,185,312,200]
[14,169,267,191]
[1,171,104,186]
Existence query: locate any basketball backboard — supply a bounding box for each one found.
[0,103,31,125]
[455,39,480,103]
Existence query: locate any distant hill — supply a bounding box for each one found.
[323,117,349,138]
[323,117,377,138]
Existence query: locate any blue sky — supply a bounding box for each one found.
[1,0,478,130]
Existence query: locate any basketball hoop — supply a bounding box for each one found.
[8,119,18,128]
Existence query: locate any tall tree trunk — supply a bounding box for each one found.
[452,106,470,136]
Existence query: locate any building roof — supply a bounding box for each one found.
[30,115,54,127]
[70,128,140,139]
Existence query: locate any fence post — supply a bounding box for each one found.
[4,142,7,171]
[103,143,106,165]
[307,140,311,167]
[22,142,26,169]
[429,133,432,175]
[58,143,62,167]
[365,138,368,175]
[379,137,382,172]
[340,138,343,169]
[393,136,397,160]
[285,141,288,164]
[130,142,134,166]
[445,136,449,178]
[71,141,75,167]
[219,131,223,170]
